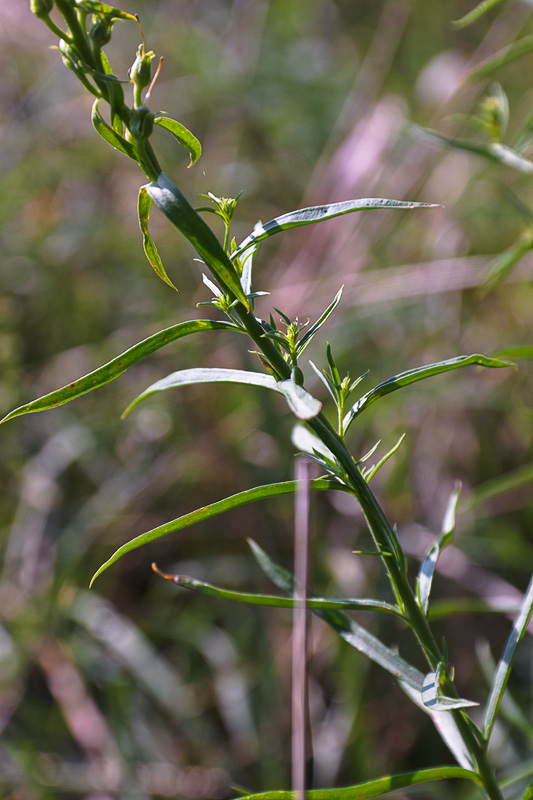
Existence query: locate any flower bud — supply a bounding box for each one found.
[129,44,156,90]
[129,106,154,140]
[90,16,113,47]
[30,0,54,18]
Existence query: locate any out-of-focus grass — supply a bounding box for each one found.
[1,1,533,797]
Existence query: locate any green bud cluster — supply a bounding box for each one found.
[130,44,156,91]
[30,0,54,18]
[129,106,154,140]
[90,15,113,47]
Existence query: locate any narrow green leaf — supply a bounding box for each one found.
[519,781,533,800]
[151,564,402,616]
[477,640,533,739]
[122,366,323,421]
[77,0,136,19]
[0,320,239,424]
[417,484,461,615]
[90,479,348,586]
[415,127,533,173]
[91,99,137,160]
[484,573,533,740]
[154,117,202,167]
[147,174,249,309]
[452,0,505,29]
[277,378,322,420]
[362,434,406,482]
[468,34,533,82]
[122,367,280,418]
[491,346,533,360]
[138,186,178,290]
[248,541,423,690]
[250,540,475,768]
[344,354,514,432]
[232,198,439,260]
[297,288,343,354]
[231,767,481,800]
[153,116,202,167]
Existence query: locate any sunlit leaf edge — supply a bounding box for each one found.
[232,766,480,799]
[90,479,349,586]
[1,320,241,424]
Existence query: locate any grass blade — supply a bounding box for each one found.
[138,186,178,290]
[232,198,439,260]
[153,116,202,167]
[1,320,240,424]
[484,574,533,740]
[151,565,404,616]
[468,34,533,82]
[232,767,481,799]
[344,354,513,432]
[414,127,533,173]
[90,479,347,586]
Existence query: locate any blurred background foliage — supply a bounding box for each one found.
[1,0,533,797]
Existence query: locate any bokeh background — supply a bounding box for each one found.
[1,0,533,797]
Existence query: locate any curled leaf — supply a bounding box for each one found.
[154,116,201,167]
[138,186,177,290]
[92,98,138,160]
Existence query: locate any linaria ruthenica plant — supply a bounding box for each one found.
[8,1,533,798]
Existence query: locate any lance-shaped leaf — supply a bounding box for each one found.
[248,541,478,767]
[248,540,422,690]
[361,434,406,483]
[452,0,505,29]
[1,320,239,424]
[90,479,349,586]
[122,367,322,421]
[344,354,513,432]
[417,484,461,615]
[91,99,137,160]
[147,173,249,309]
[153,116,201,167]
[414,127,533,173]
[421,663,478,712]
[122,367,278,417]
[151,564,402,617]
[296,288,343,356]
[232,198,439,261]
[484,573,533,740]
[138,186,177,290]
[77,0,136,19]
[231,767,481,800]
